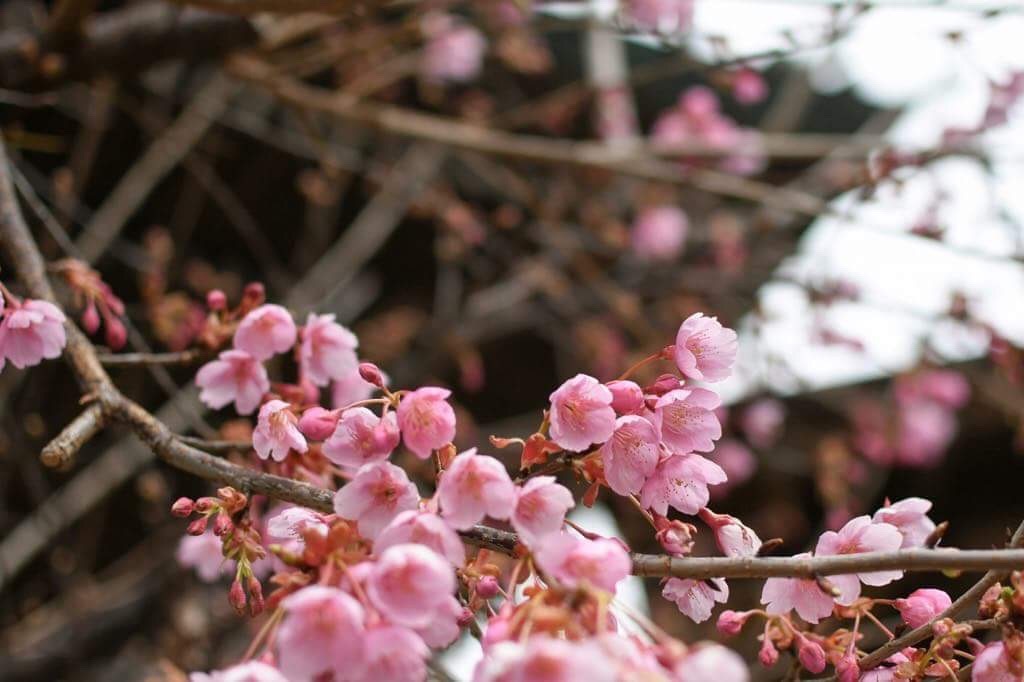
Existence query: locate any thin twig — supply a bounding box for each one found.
[96,349,210,367]
[39,403,105,468]
[176,435,252,453]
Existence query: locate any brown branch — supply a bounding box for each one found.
[0,2,258,91]
[176,435,252,453]
[39,403,105,468]
[97,349,210,367]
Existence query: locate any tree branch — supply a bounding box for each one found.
[39,403,105,468]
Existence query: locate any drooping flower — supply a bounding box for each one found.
[374,509,465,566]
[548,374,617,452]
[359,626,430,682]
[973,641,1023,681]
[195,349,270,415]
[655,388,723,454]
[252,399,307,462]
[333,462,420,539]
[631,206,688,262]
[366,543,456,628]
[189,661,289,682]
[422,14,487,84]
[640,453,726,516]
[299,313,358,387]
[397,386,457,458]
[873,497,937,549]
[672,312,738,382]
[233,304,296,361]
[511,476,575,547]
[534,534,631,592]
[176,530,227,582]
[437,448,516,530]
[698,509,762,557]
[895,588,952,628]
[600,415,661,496]
[0,299,66,369]
[323,407,400,468]
[760,553,838,623]
[663,577,729,623]
[815,516,905,603]
[277,586,366,681]
[673,644,750,682]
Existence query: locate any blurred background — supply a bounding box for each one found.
[1,0,1023,679]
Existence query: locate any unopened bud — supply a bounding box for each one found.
[229,578,247,614]
[206,289,227,311]
[645,373,681,396]
[298,407,339,441]
[81,302,100,334]
[171,497,194,517]
[758,639,779,667]
[243,282,266,306]
[796,637,826,674]
[476,575,500,599]
[358,362,386,388]
[836,653,859,682]
[104,317,127,351]
[186,516,208,536]
[456,607,476,628]
[606,380,644,414]
[213,512,233,537]
[248,576,265,616]
[716,610,750,637]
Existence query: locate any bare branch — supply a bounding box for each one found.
[40,403,106,468]
[97,349,210,367]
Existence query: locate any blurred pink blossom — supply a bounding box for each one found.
[631,206,688,261]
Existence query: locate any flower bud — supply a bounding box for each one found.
[456,607,476,629]
[242,282,266,307]
[606,380,644,414]
[206,289,227,311]
[104,317,127,351]
[796,637,826,674]
[298,407,339,441]
[644,373,681,396]
[248,575,264,616]
[895,588,952,628]
[213,512,233,537]
[229,578,247,614]
[194,497,215,513]
[716,610,750,637]
[171,497,195,517]
[476,575,500,599]
[81,302,100,334]
[653,515,696,557]
[836,653,859,682]
[358,362,386,388]
[758,639,779,667]
[186,517,208,536]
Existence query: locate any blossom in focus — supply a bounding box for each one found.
[397,386,457,458]
[699,508,762,557]
[760,553,836,623]
[815,516,905,603]
[663,577,729,623]
[548,373,617,452]
[299,313,358,386]
[333,461,420,538]
[895,588,952,628]
[511,476,575,547]
[277,586,366,681]
[265,506,328,550]
[422,14,487,83]
[0,299,66,369]
[195,349,269,415]
[534,534,631,592]
[873,497,937,548]
[655,387,723,454]
[375,509,465,566]
[323,407,400,468]
[600,415,661,496]
[233,304,296,361]
[366,543,456,629]
[176,530,226,582]
[672,313,738,382]
[437,448,516,530]
[631,206,688,262]
[606,380,644,415]
[253,399,307,462]
[641,453,726,516]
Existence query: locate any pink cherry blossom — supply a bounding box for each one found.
[277,586,366,681]
[760,554,837,623]
[497,637,618,682]
[895,588,952,628]
[815,516,905,603]
[672,312,738,382]
[176,530,226,582]
[189,662,288,682]
[397,386,457,458]
[437,448,516,530]
[600,415,661,496]
[414,594,464,648]
[640,453,726,516]
[631,206,688,261]
[511,476,575,547]
[896,401,956,468]
[297,406,338,441]
[699,509,762,557]
[195,349,269,415]
[332,365,378,407]
[548,374,617,452]
[265,506,328,547]
[662,577,729,623]
[534,534,631,592]
[359,625,430,682]
[374,509,465,566]
[655,388,722,454]
[732,67,768,104]
[333,461,420,538]
[0,299,66,369]
[299,313,358,387]
[873,497,937,548]
[233,304,296,361]
[740,398,785,449]
[708,439,757,498]
[366,543,455,628]
[673,644,749,682]
[253,399,307,462]
[422,15,486,84]
[323,407,400,468]
[973,642,1023,682]
[606,380,644,415]
[623,0,694,33]
[894,369,971,410]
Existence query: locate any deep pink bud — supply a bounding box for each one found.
[759,639,779,667]
[171,497,195,517]
[248,575,265,616]
[895,588,952,628]
[229,578,247,614]
[606,380,644,414]
[476,575,500,599]
[645,373,681,396]
[213,512,233,537]
[194,498,215,513]
[836,653,859,682]
[358,362,386,389]
[298,407,339,441]
[716,610,750,636]
[243,282,266,306]
[456,607,475,628]
[186,517,208,536]
[206,289,227,311]
[104,317,127,351]
[796,637,826,673]
[81,302,100,334]
[653,515,696,557]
